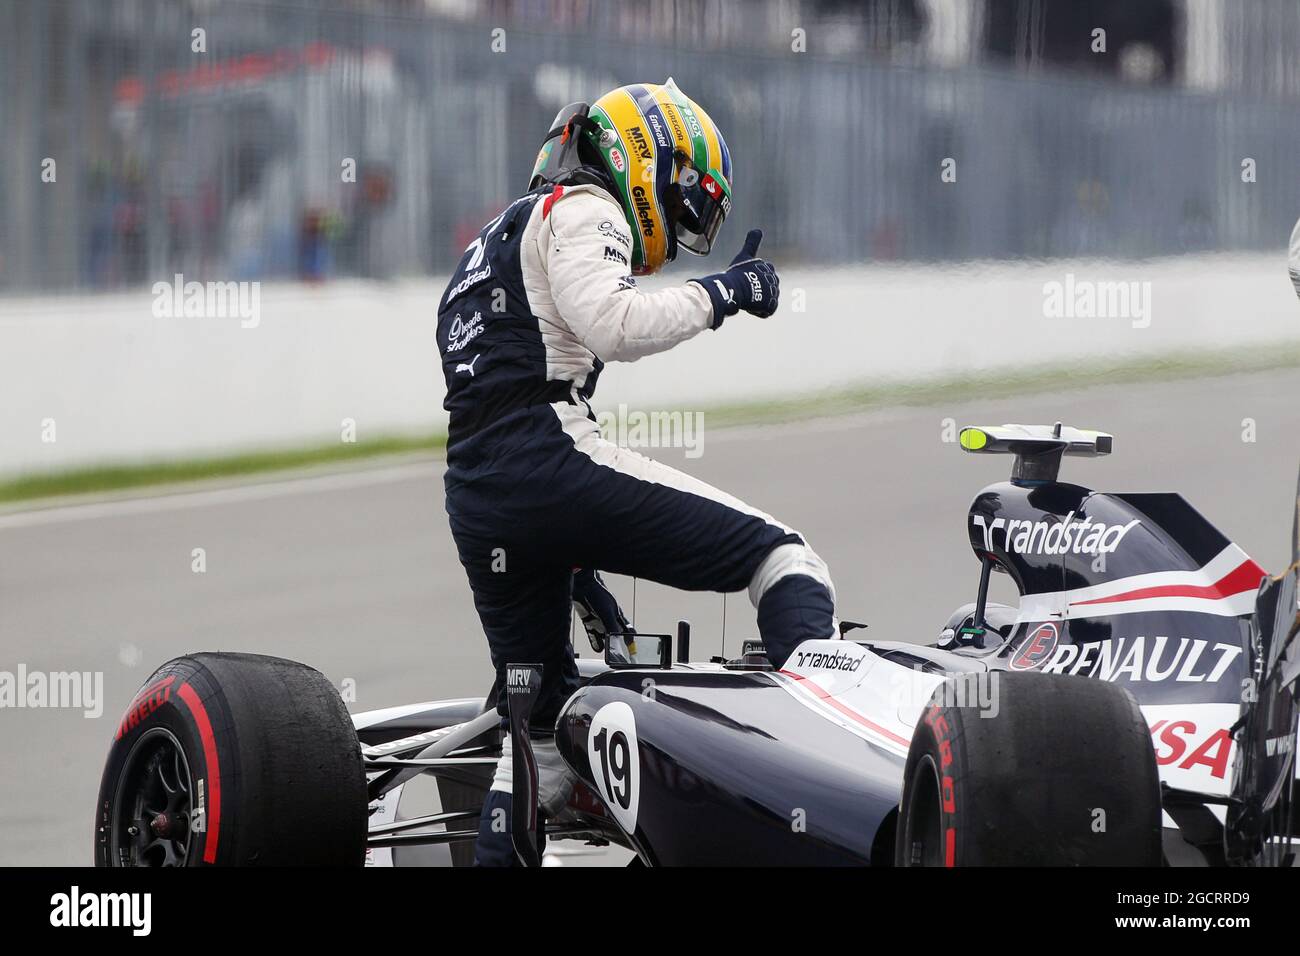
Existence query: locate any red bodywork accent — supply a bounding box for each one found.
[1070,559,1266,608]
[779,671,911,747]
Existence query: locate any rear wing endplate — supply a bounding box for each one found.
[959,422,1112,483]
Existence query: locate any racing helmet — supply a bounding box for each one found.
[528,78,733,275]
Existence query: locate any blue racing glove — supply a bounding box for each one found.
[572,568,634,653]
[693,229,781,328]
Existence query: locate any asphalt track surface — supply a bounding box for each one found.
[1,366,1297,865]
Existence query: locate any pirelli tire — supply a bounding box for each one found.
[95,652,367,867]
[895,671,1162,866]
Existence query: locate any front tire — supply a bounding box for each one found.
[95,652,367,866]
[896,672,1162,866]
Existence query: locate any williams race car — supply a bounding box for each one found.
[94,423,1300,866]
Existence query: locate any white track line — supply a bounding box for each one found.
[0,460,443,530]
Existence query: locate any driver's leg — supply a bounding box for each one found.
[549,405,836,665]
[448,518,579,866]
[447,402,835,866]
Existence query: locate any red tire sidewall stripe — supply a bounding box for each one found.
[923,703,959,867]
[178,681,222,864]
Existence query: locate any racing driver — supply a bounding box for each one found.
[437,80,838,865]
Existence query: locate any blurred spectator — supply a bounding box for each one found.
[3,0,1300,293]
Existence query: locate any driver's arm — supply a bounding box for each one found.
[539,189,714,362]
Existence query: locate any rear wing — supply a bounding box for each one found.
[959,422,1113,483]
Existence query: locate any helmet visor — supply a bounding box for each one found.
[670,151,730,256]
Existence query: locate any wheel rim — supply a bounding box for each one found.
[902,754,946,867]
[109,727,195,867]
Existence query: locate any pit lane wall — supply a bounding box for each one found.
[1,253,1297,477]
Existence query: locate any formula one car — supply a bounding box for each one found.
[94,423,1300,866]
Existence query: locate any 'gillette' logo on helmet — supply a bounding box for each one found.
[631,185,655,236]
[647,113,671,149]
[627,126,653,161]
[971,512,1140,556]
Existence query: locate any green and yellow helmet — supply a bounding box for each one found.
[530,79,734,275]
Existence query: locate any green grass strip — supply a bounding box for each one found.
[698,344,1300,429]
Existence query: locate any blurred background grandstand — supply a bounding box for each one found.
[4,0,1300,293]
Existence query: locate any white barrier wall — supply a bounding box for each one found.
[1,253,1297,476]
